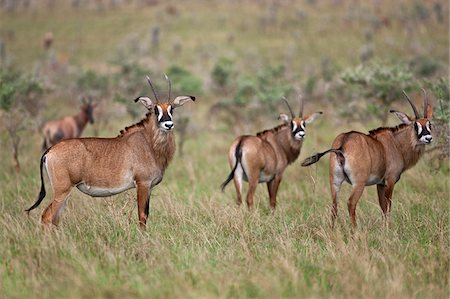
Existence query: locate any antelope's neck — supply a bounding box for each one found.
[275,127,302,164]
[392,126,425,170]
[146,120,176,170]
[74,110,89,130]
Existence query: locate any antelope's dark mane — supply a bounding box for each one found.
[118,112,153,137]
[256,124,288,137]
[369,123,409,136]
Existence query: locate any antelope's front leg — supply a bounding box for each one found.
[382,180,395,221]
[267,175,282,210]
[136,182,151,229]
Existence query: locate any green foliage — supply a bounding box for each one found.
[0,79,16,111]
[211,57,234,89]
[234,65,293,109]
[410,56,441,77]
[341,62,416,122]
[166,65,203,96]
[0,69,43,113]
[76,69,109,93]
[115,62,155,96]
[413,1,430,21]
[426,77,450,121]
[233,76,257,106]
[113,93,141,119]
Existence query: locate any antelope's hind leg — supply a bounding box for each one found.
[232,164,244,206]
[246,174,259,209]
[347,183,365,227]
[41,187,72,226]
[329,156,345,227]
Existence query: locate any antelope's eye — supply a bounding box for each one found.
[415,122,422,135]
[291,121,297,131]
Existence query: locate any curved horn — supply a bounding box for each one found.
[421,88,428,117]
[298,93,304,118]
[281,96,295,119]
[402,90,419,119]
[164,73,172,103]
[146,75,159,103]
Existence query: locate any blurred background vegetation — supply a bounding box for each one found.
[0,1,448,298]
[1,0,448,170]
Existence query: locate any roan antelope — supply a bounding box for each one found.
[41,96,97,151]
[26,75,195,229]
[221,95,322,209]
[301,90,433,227]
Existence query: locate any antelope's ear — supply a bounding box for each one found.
[134,96,154,110]
[304,112,323,124]
[425,104,433,119]
[172,95,196,109]
[390,110,412,124]
[278,113,290,124]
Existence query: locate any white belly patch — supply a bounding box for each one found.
[259,171,274,183]
[366,175,383,186]
[76,181,136,197]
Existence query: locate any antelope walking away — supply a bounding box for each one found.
[26,75,195,229]
[221,94,322,209]
[301,90,433,227]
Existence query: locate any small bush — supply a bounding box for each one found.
[166,65,203,96]
[0,68,43,173]
[76,69,109,93]
[410,56,441,77]
[234,65,293,109]
[113,93,141,120]
[424,78,449,168]
[211,57,234,89]
[341,62,416,123]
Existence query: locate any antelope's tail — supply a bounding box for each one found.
[301,148,343,167]
[25,151,48,214]
[220,139,244,192]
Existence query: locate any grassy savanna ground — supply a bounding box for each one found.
[1,1,449,298]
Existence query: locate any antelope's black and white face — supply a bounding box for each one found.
[135,94,195,132]
[279,112,323,141]
[155,103,174,131]
[391,101,433,145]
[414,119,433,144]
[291,119,306,140]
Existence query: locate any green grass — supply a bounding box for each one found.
[0,1,449,298]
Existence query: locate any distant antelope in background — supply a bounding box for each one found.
[41,96,97,151]
[26,75,195,229]
[302,90,433,227]
[221,95,322,209]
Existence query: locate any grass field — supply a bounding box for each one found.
[0,1,449,298]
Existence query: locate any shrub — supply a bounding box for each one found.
[76,69,109,94]
[211,57,234,89]
[0,68,43,173]
[166,65,203,96]
[424,78,449,169]
[234,65,293,109]
[410,56,441,77]
[341,62,416,124]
